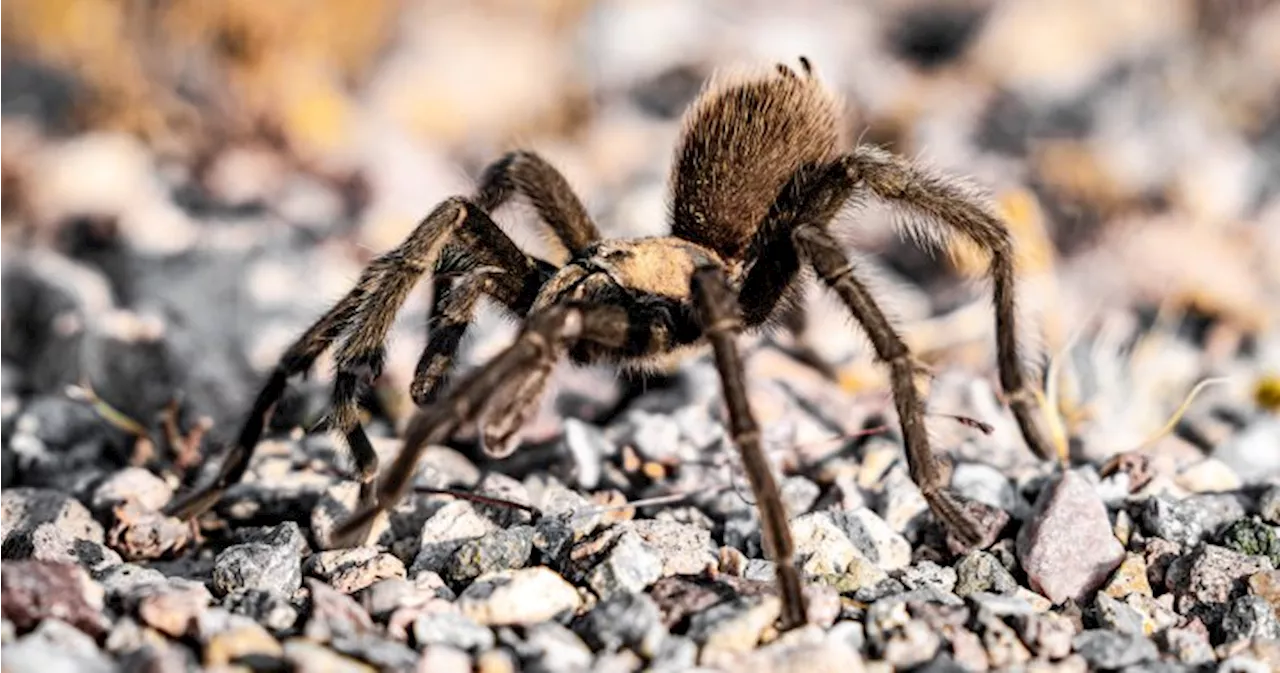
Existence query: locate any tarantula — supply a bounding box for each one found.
[167,58,1053,629]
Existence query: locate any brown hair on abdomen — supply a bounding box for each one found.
[669,67,842,261]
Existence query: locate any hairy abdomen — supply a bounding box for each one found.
[670,67,842,260]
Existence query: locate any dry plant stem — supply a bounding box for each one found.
[691,265,806,630]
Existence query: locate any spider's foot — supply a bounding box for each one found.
[922,488,1006,554]
[940,494,1009,556]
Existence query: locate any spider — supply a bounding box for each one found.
[167,58,1054,629]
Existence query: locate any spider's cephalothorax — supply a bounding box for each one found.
[168,58,1054,630]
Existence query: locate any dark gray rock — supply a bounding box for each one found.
[898,561,958,593]
[1093,592,1146,635]
[223,588,298,633]
[573,592,666,656]
[412,611,495,653]
[446,525,534,586]
[954,551,1019,597]
[1143,495,1206,547]
[1259,486,1280,526]
[1072,629,1158,668]
[213,537,303,598]
[1221,595,1280,642]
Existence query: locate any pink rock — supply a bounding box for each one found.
[1017,471,1125,604]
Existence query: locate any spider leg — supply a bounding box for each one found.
[167,198,537,521]
[411,148,590,405]
[793,224,986,548]
[164,272,369,519]
[691,265,807,630]
[474,150,602,258]
[331,303,629,546]
[843,146,1055,461]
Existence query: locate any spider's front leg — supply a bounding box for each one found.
[166,198,545,521]
[330,303,636,546]
[843,146,1056,462]
[691,265,808,631]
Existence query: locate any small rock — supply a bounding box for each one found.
[329,635,420,671]
[737,626,867,673]
[1190,492,1249,537]
[96,563,165,597]
[305,548,407,594]
[1212,417,1280,484]
[1013,612,1076,659]
[1142,495,1206,547]
[3,618,115,673]
[1221,595,1280,642]
[954,551,1019,597]
[417,645,472,673]
[968,592,1036,618]
[1177,458,1243,493]
[1249,570,1280,612]
[1220,518,1280,568]
[458,567,582,626]
[619,410,682,464]
[470,473,535,528]
[952,462,1022,515]
[213,540,303,598]
[1103,553,1154,599]
[412,611,495,653]
[577,529,664,599]
[833,508,913,571]
[1143,537,1182,589]
[223,588,298,633]
[105,500,191,561]
[1169,544,1273,619]
[1,561,107,638]
[0,521,122,573]
[563,418,609,489]
[514,621,594,672]
[1156,626,1215,665]
[1072,629,1158,669]
[284,639,376,673]
[618,519,717,576]
[897,561,958,593]
[1,488,104,546]
[412,501,500,576]
[1093,592,1146,635]
[1259,487,1280,525]
[1017,470,1125,604]
[133,579,212,638]
[304,579,375,643]
[204,622,283,667]
[90,467,172,513]
[445,525,534,586]
[573,591,666,657]
[1124,593,1180,635]
[233,520,308,552]
[791,512,881,581]
[689,595,781,668]
[982,613,1031,669]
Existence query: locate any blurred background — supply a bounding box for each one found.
[3,0,1279,495]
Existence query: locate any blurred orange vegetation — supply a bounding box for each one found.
[1,0,592,160]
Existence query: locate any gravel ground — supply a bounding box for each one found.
[3,1,1280,671]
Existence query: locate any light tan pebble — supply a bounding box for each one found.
[416,646,471,673]
[696,596,782,668]
[475,648,518,673]
[283,639,375,673]
[1176,458,1243,493]
[1104,553,1154,599]
[458,567,581,626]
[204,624,282,667]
